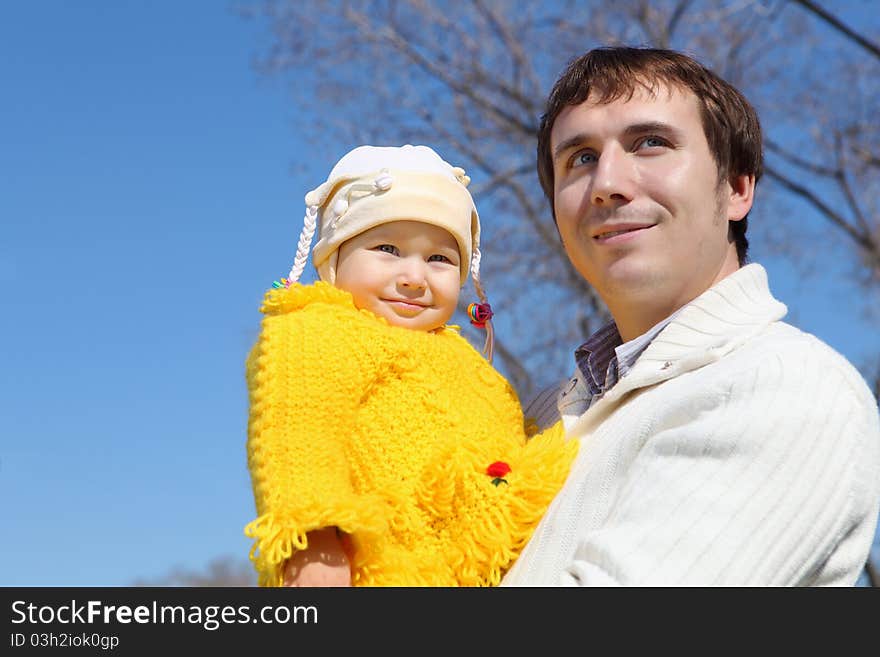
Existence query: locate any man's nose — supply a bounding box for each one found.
[590,145,634,207]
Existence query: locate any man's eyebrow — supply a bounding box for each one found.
[553,133,589,163]
[622,121,680,138]
[553,121,682,163]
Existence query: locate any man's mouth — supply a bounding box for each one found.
[592,223,655,241]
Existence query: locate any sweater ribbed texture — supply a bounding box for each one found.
[245,282,578,586]
[504,264,880,586]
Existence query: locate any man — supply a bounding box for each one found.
[502,47,880,586]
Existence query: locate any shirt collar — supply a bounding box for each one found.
[573,308,684,397]
[574,321,620,396]
[615,307,683,379]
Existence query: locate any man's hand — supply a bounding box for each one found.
[283,527,352,587]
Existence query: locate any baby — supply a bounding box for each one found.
[245,145,576,586]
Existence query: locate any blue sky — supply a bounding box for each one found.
[1,1,877,586]
[0,1,299,585]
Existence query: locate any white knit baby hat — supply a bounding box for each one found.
[280,144,494,359]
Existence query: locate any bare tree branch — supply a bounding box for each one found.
[667,0,695,43]
[765,138,839,178]
[344,8,537,137]
[832,132,872,239]
[472,0,544,101]
[764,164,878,254]
[791,0,880,59]
[852,145,880,170]
[471,163,535,196]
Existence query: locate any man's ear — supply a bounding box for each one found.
[727,174,755,222]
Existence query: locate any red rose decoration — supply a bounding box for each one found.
[487,461,511,478]
[487,461,511,486]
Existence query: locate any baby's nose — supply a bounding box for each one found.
[397,258,427,288]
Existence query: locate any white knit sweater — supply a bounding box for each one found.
[502,264,880,586]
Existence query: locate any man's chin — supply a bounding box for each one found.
[597,262,662,295]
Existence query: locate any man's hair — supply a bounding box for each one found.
[537,47,763,265]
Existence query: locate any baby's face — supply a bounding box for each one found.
[335,221,462,331]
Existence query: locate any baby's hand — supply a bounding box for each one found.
[283,527,352,587]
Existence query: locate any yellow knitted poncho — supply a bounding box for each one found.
[245,282,577,586]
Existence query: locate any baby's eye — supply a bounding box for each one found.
[374,244,399,255]
[428,254,453,264]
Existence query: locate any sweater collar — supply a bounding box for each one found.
[566,263,787,430]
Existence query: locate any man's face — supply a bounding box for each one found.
[334,220,462,332]
[550,85,749,338]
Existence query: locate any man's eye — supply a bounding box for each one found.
[375,244,398,255]
[637,136,667,149]
[571,151,597,168]
[428,254,452,264]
